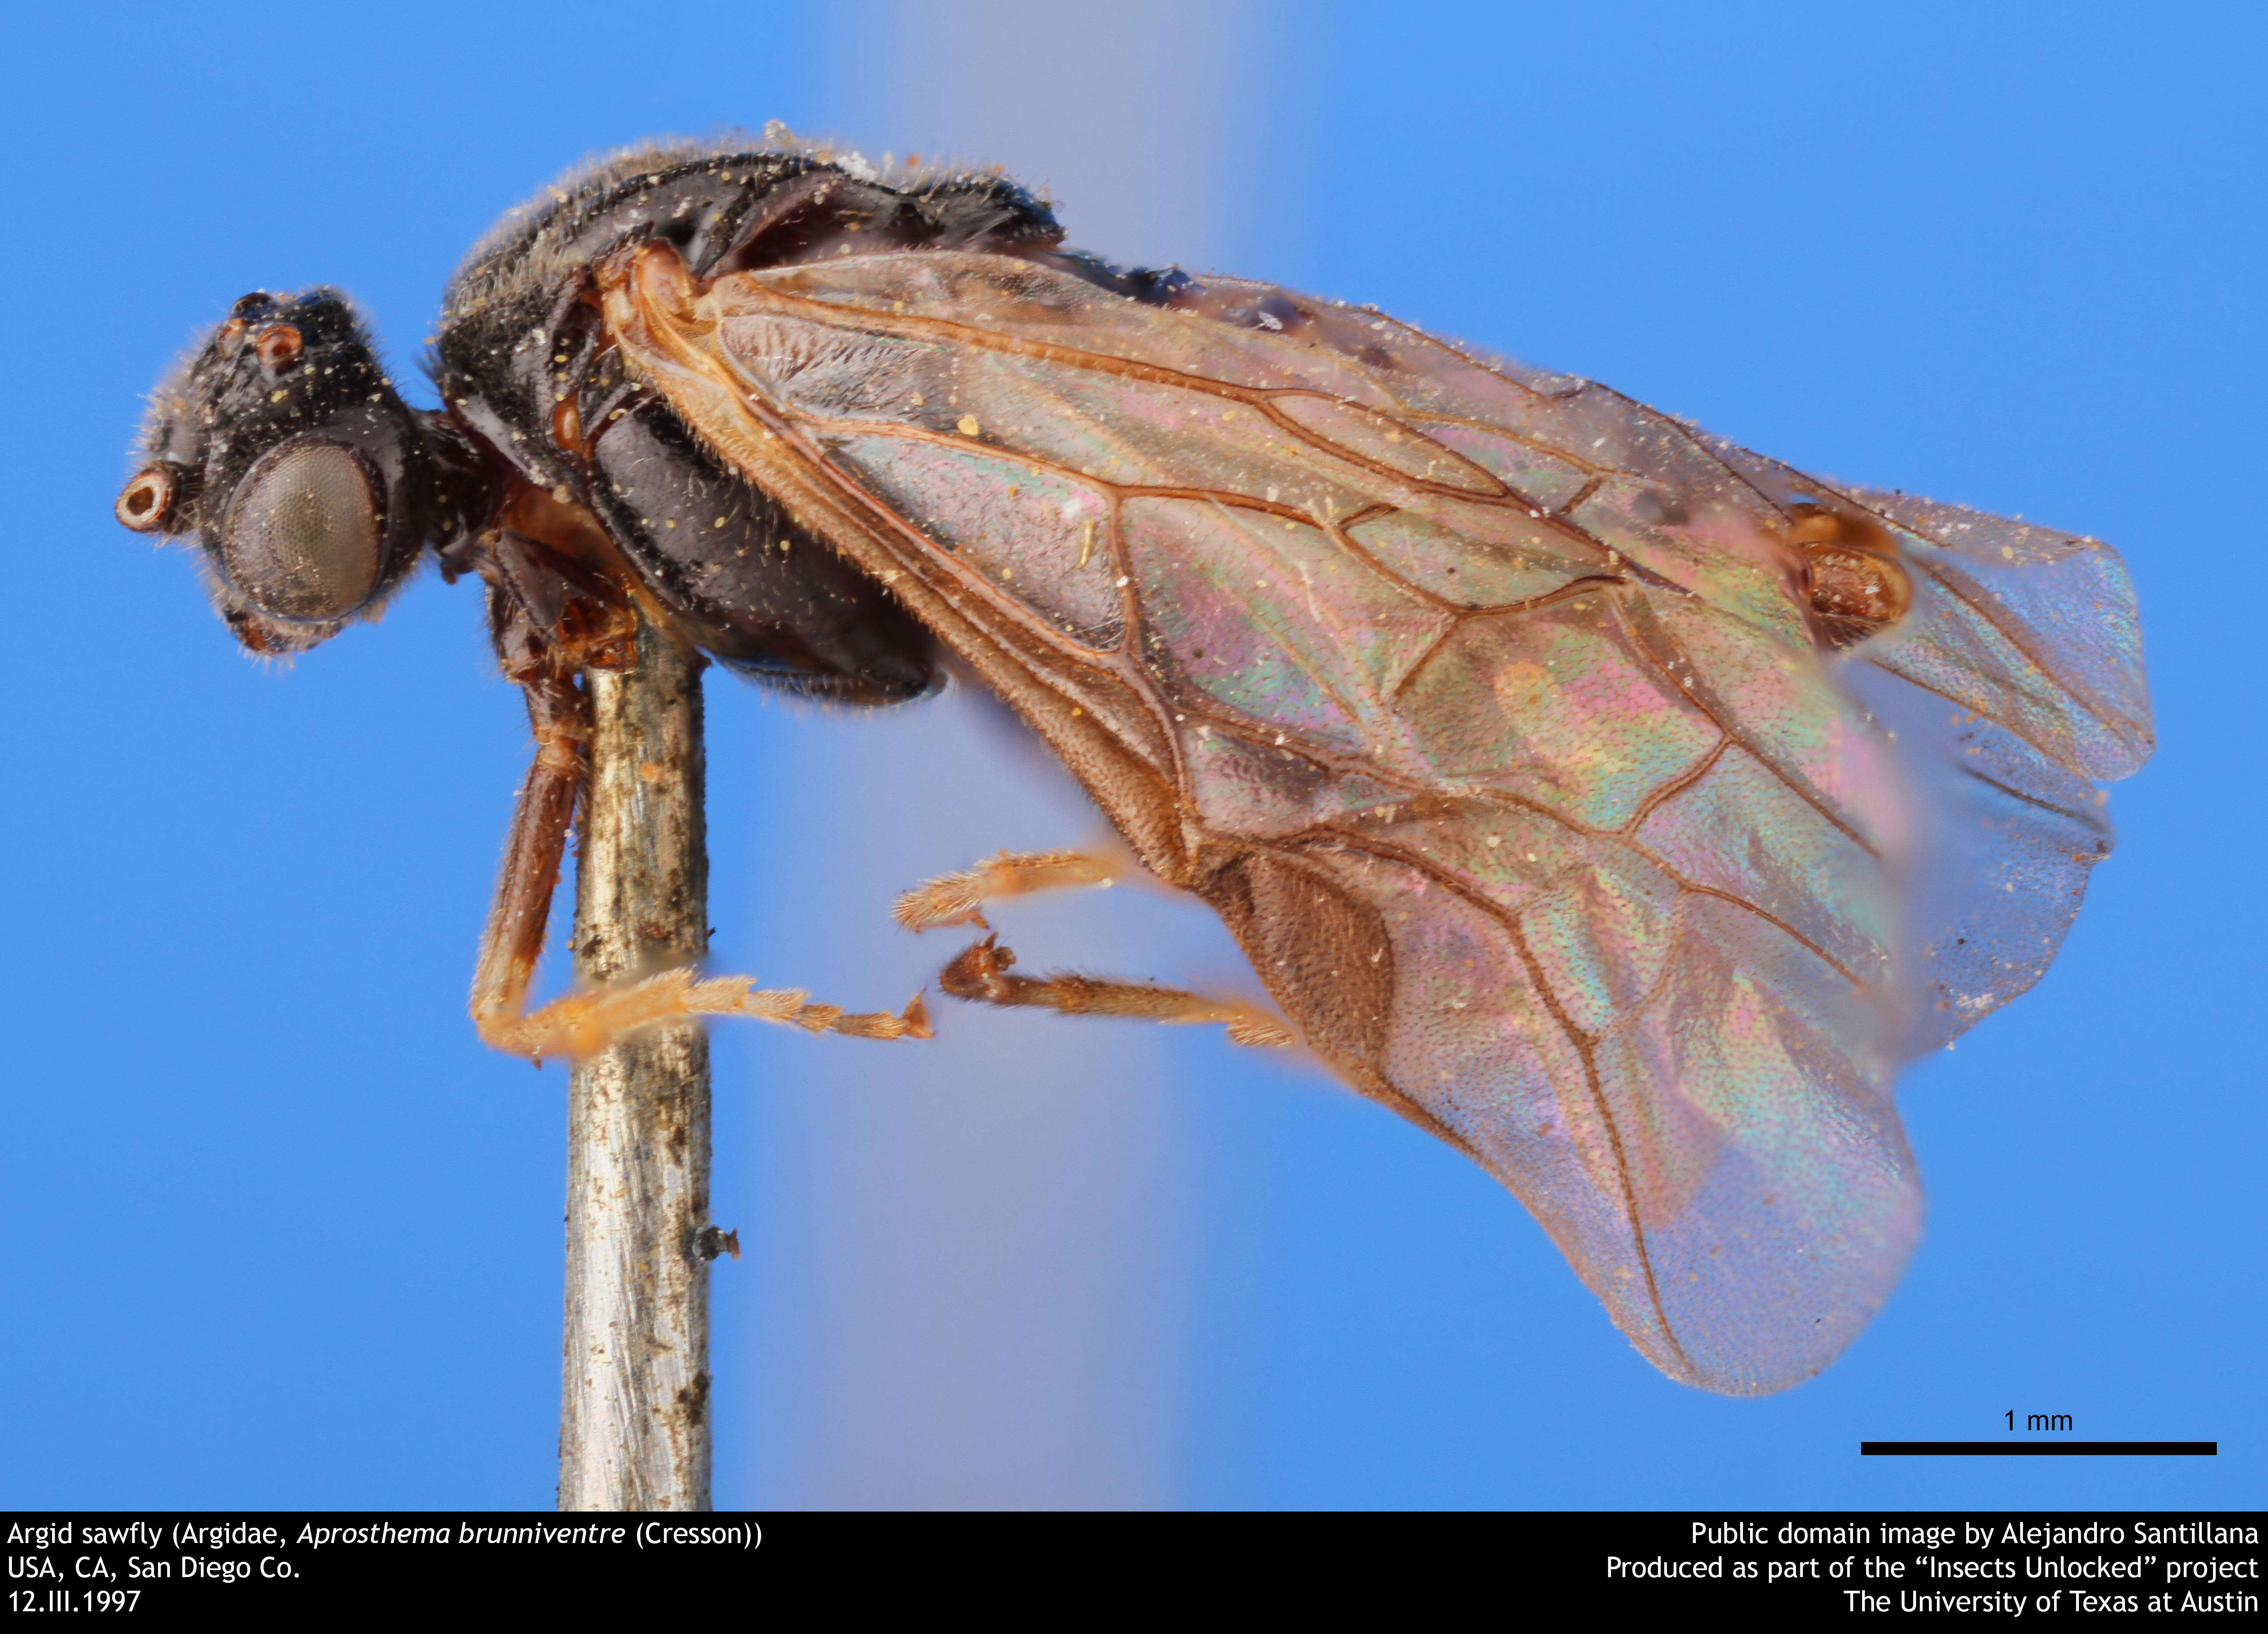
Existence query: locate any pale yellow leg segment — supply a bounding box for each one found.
[893,848,1123,932]
[938,936,1293,1048]
[480,969,932,1064]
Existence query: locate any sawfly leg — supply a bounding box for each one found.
[937,936,1293,1049]
[892,848,1127,932]
[468,565,929,1064]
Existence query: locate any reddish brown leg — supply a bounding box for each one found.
[469,650,925,1064]
[468,664,586,1052]
[938,936,1293,1048]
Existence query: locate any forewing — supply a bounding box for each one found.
[605,247,2148,1394]
[1689,443,2153,1051]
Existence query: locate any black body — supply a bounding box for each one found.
[122,141,1186,697]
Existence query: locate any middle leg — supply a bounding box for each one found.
[893,848,1124,932]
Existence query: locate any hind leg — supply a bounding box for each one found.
[899,847,1291,1047]
[933,936,1292,1049]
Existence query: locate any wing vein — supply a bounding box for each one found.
[1610,592,1880,857]
[1290,826,1691,1372]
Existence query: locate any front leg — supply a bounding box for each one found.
[468,659,587,1054]
[469,614,924,1063]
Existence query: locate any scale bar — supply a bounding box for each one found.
[1862,1441,2215,1457]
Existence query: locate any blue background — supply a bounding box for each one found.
[3,1,2257,1508]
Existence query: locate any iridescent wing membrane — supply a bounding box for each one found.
[602,246,2150,1394]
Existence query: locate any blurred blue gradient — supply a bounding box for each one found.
[1,2,2257,1509]
[729,0,1284,1506]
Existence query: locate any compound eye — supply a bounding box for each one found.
[220,440,384,621]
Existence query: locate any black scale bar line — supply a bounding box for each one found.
[1860,1441,2216,1457]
